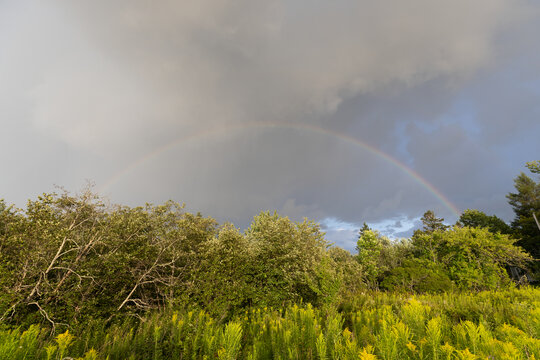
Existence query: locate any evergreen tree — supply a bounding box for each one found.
[411,210,449,263]
[357,222,371,243]
[506,162,540,260]
[420,210,449,233]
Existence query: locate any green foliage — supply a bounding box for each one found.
[246,212,340,307]
[328,247,365,294]
[194,224,253,316]
[381,259,454,293]
[507,162,540,262]
[358,222,371,238]
[219,322,243,360]
[420,210,449,234]
[527,160,540,174]
[0,190,221,327]
[1,191,348,327]
[1,288,538,359]
[0,325,44,359]
[458,209,512,234]
[411,227,531,290]
[0,200,24,320]
[1,185,538,358]
[440,227,531,289]
[411,210,449,262]
[356,229,384,285]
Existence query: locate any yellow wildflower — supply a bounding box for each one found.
[359,345,378,360]
[406,342,417,353]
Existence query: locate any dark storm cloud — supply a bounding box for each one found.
[2,1,539,247]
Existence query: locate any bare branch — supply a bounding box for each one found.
[44,219,78,275]
[28,301,63,335]
[0,302,19,322]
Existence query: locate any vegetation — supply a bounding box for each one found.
[507,161,540,262]
[0,162,538,358]
[0,288,538,359]
[457,210,512,235]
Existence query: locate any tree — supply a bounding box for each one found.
[0,189,221,329]
[0,200,25,323]
[246,212,339,307]
[420,210,449,233]
[410,210,450,263]
[355,229,383,288]
[0,189,110,329]
[411,227,532,290]
[526,160,540,174]
[328,247,365,294]
[526,161,540,231]
[358,222,371,238]
[458,209,512,234]
[507,162,540,260]
[194,224,253,316]
[110,202,218,313]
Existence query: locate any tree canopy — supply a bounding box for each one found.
[458,209,512,234]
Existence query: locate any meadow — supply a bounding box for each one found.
[1,287,538,360]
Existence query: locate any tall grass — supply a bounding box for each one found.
[1,287,538,359]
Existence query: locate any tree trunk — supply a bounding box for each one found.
[533,212,540,232]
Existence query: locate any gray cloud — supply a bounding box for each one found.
[2,1,539,246]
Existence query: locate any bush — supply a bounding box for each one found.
[381,259,454,293]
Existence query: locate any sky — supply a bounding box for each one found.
[1,1,540,251]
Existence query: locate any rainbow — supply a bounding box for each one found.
[99,121,461,217]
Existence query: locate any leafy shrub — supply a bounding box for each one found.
[381,259,454,293]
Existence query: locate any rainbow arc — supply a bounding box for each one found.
[99,121,460,217]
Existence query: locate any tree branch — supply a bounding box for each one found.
[28,301,62,335]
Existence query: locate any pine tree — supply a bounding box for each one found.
[420,210,448,233]
[507,162,540,260]
[358,222,371,239]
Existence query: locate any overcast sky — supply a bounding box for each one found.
[2,1,539,250]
